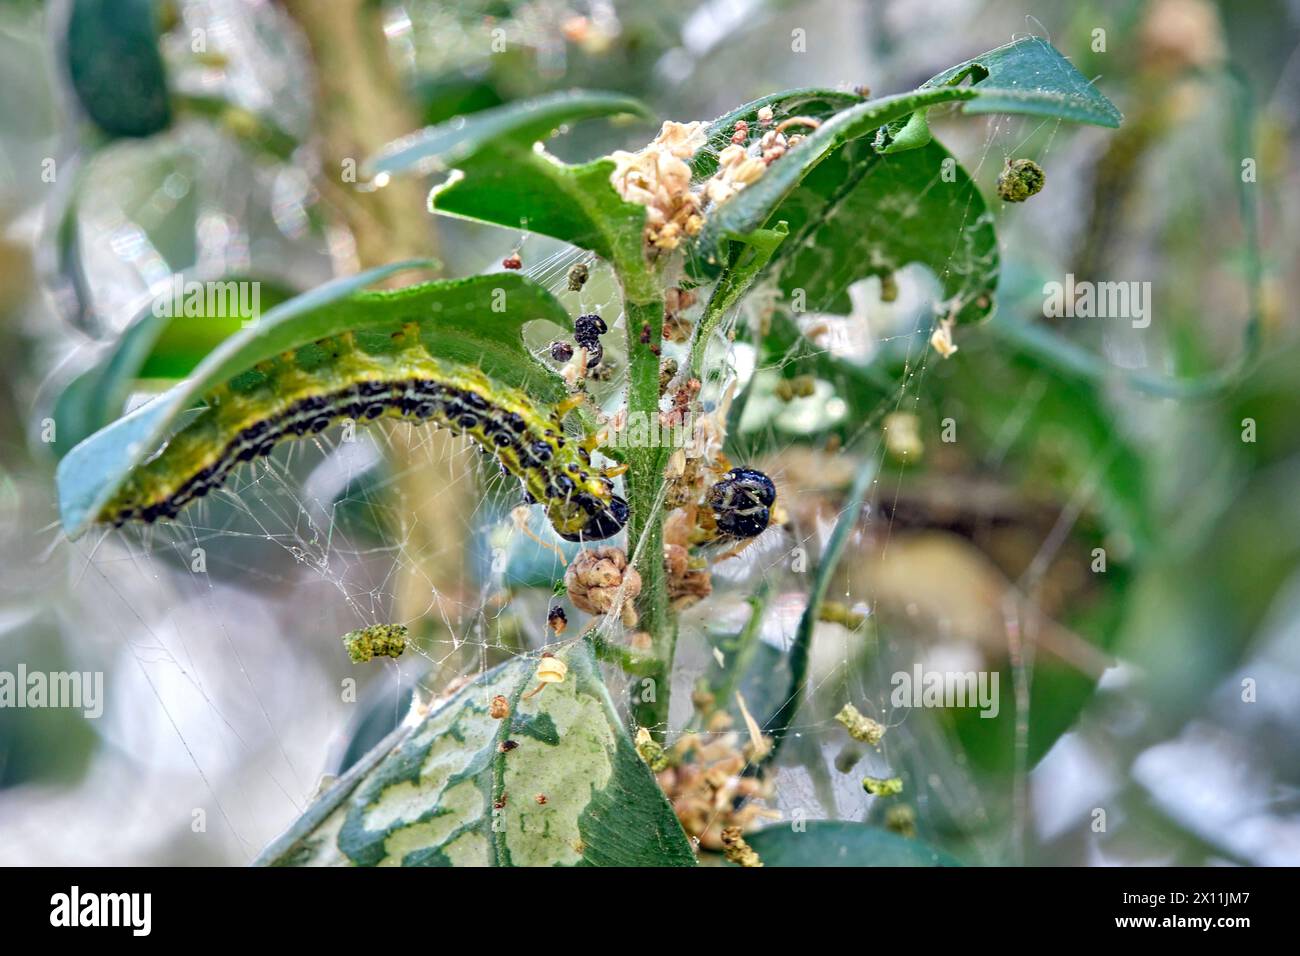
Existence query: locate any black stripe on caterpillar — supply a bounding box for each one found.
[100,324,628,542]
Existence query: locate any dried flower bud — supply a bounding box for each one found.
[929,317,958,359]
[564,547,643,623]
[659,357,679,394]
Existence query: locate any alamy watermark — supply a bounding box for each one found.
[891,664,1000,719]
[152,276,262,327]
[0,665,103,718]
[50,886,150,936]
[602,410,701,450]
[1043,273,1152,329]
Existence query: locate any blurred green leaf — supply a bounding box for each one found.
[66,0,170,138]
[52,279,295,455]
[743,821,960,866]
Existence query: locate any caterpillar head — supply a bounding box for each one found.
[554,493,629,542]
[706,467,776,539]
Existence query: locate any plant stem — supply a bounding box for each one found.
[759,455,876,768]
[620,289,673,735]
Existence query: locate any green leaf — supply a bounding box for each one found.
[55,263,572,539]
[743,821,960,866]
[696,38,1120,263]
[66,0,170,138]
[923,36,1123,128]
[52,279,296,456]
[256,639,696,867]
[695,87,975,264]
[775,138,998,325]
[760,455,876,766]
[366,91,654,268]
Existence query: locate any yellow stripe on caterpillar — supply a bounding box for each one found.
[100,332,628,541]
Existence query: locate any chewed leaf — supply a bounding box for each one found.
[365,91,654,266]
[775,139,998,324]
[695,38,1119,263]
[924,36,1123,127]
[55,265,572,539]
[256,639,696,867]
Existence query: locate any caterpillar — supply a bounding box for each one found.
[100,323,628,541]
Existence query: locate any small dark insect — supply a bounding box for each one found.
[499,740,518,753]
[567,262,589,291]
[494,794,508,809]
[574,313,607,347]
[707,467,777,539]
[502,252,523,270]
[550,340,574,363]
[584,341,604,368]
[547,605,568,635]
[639,323,651,345]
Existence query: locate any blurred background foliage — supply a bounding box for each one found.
[0,0,1297,865]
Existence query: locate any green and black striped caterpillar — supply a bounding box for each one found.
[101,323,628,541]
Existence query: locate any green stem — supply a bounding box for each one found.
[759,454,876,768]
[619,285,673,736]
[693,581,772,731]
[687,223,788,379]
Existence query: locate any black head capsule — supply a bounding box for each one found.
[707,467,777,539]
[557,494,628,542]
